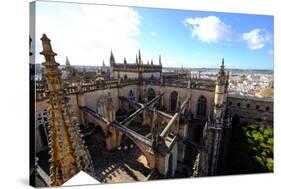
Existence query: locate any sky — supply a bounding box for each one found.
[32,1,274,69]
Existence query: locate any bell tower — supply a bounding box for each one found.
[40,34,93,186]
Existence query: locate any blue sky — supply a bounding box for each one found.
[34,1,273,69]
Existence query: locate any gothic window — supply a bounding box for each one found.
[128,90,135,101]
[256,105,260,110]
[247,104,250,108]
[228,101,232,106]
[266,106,270,111]
[197,96,207,117]
[237,102,241,107]
[170,91,178,112]
[124,74,128,80]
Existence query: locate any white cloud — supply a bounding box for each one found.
[183,16,232,43]
[150,32,156,36]
[35,4,141,66]
[242,29,272,50]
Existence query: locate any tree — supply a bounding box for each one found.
[226,123,273,174]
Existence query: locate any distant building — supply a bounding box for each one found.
[110,50,162,80]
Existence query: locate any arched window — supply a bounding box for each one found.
[124,74,128,80]
[197,96,207,117]
[247,104,250,108]
[147,88,156,101]
[266,106,270,111]
[170,91,178,112]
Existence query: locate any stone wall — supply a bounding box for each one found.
[227,95,273,128]
[142,72,160,79]
[112,71,139,80]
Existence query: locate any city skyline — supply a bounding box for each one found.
[32,1,274,69]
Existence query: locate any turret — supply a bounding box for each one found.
[124,57,127,64]
[214,58,227,122]
[200,59,231,177]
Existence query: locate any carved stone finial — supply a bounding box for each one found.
[40,33,57,62]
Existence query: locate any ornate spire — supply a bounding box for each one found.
[138,49,141,64]
[40,34,93,186]
[159,55,162,65]
[65,56,71,66]
[110,50,115,66]
[220,58,224,72]
[217,58,226,84]
[124,57,127,64]
[151,59,153,65]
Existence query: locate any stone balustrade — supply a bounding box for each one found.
[35,77,216,101]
